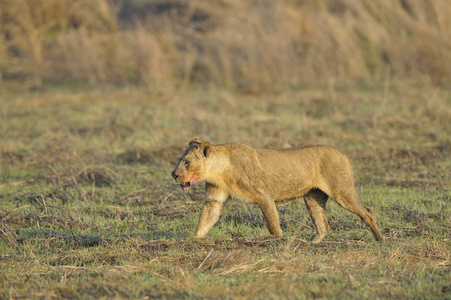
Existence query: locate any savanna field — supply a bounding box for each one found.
[1,1,451,299]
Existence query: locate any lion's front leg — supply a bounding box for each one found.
[195,183,228,238]
[195,200,224,237]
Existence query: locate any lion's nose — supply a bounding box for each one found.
[171,170,178,180]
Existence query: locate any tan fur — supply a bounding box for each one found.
[171,139,384,242]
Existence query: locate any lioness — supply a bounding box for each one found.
[171,139,384,242]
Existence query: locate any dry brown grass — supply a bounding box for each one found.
[1,0,451,90]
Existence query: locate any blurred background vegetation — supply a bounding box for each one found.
[1,0,450,92]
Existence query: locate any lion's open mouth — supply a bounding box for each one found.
[180,182,191,191]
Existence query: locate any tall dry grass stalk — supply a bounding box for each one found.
[1,0,451,90]
[56,27,111,84]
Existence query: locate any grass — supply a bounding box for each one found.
[2,0,451,90]
[1,83,450,299]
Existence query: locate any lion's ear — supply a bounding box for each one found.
[199,141,211,157]
[188,138,201,147]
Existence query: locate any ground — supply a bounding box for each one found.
[1,84,450,299]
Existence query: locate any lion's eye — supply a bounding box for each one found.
[184,161,190,167]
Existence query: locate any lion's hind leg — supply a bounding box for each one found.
[304,189,330,243]
[259,197,283,237]
[332,188,384,241]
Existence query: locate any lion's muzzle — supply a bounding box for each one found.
[171,169,192,191]
[171,169,179,181]
[180,181,191,191]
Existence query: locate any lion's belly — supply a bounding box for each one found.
[273,184,313,202]
[268,168,316,202]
